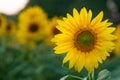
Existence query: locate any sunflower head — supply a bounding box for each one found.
[114,25,120,55]
[16,30,27,45]
[45,17,61,46]
[50,17,61,36]
[18,6,49,41]
[0,15,7,36]
[52,7,116,73]
[4,20,16,37]
[16,30,36,49]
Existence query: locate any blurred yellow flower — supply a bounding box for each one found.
[17,30,27,45]
[17,6,48,42]
[52,7,116,73]
[0,15,7,36]
[0,16,16,47]
[114,25,120,55]
[16,30,36,49]
[45,17,61,46]
[4,20,16,37]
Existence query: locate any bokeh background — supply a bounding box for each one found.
[0,0,120,80]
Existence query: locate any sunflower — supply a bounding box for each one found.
[114,25,120,55]
[0,15,7,36]
[4,20,16,37]
[51,7,116,73]
[45,17,61,46]
[17,30,27,45]
[18,6,48,41]
[16,30,36,49]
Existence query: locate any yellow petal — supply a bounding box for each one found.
[79,7,88,27]
[51,33,72,42]
[87,10,92,25]
[54,46,71,54]
[73,8,80,25]
[63,49,74,64]
[106,27,116,33]
[75,52,85,72]
[63,17,79,31]
[91,11,103,26]
[85,53,95,73]
[66,13,79,29]
[57,20,74,34]
[99,41,115,52]
[69,48,78,69]
[92,50,103,63]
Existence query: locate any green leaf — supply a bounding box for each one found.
[60,75,69,80]
[97,69,111,80]
[62,61,69,69]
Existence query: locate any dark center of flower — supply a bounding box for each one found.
[74,30,96,52]
[6,24,12,31]
[77,31,94,47]
[53,27,60,35]
[29,24,39,32]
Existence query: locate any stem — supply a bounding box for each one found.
[88,70,94,80]
[69,75,83,80]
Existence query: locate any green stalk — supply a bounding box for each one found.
[88,70,94,80]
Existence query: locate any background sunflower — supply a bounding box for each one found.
[18,6,48,41]
[45,17,61,46]
[4,20,16,37]
[0,15,7,37]
[114,25,120,55]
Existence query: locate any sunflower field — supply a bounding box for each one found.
[0,0,120,80]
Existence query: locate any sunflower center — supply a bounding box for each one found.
[6,25,11,31]
[74,30,96,52]
[29,24,39,32]
[77,31,94,46]
[53,27,60,35]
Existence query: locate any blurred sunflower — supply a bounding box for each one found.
[0,15,7,36]
[17,6,49,46]
[17,30,36,48]
[4,20,16,37]
[52,7,116,72]
[17,30,27,45]
[114,25,120,55]
[45,17,61,46]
